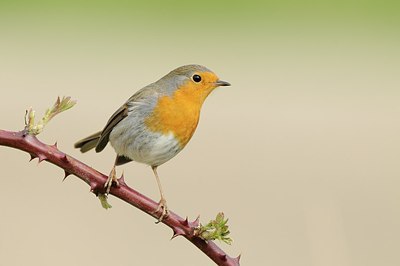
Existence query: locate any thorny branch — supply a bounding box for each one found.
[0,98,240,266]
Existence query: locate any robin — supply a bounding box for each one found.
[74,64,230,222]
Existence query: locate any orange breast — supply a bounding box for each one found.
[145,81,209,147]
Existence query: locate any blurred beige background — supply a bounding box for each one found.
[1,1,400,265]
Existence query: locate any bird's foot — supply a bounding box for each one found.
[104,167,119,194]
[154,198,169,223]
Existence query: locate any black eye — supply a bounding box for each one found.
[192,74,202,83]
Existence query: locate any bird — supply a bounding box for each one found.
[74,64,230,222]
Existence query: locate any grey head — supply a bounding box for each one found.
[154,64,214,96]
[166,64,213,77]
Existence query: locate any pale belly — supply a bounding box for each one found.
[109,126,182,167]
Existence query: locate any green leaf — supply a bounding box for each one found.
[194,212,233,245]
[98,194,112,209]
[25,96,76,135]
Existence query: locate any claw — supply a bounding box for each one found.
[104,166,119,194]
[154,198,169,223]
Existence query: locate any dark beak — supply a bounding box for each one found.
[215,80,231,87]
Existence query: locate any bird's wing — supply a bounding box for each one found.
[95,104,129,152]
[95,84,161,153]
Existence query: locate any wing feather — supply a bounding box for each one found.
[95,104,129,152]
[95,85,161,153]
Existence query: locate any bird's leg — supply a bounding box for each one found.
[152,166,169,223]
[104,159,119,194]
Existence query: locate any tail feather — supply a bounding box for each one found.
[74,131,102,153]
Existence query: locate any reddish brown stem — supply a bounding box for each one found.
[0,129,240,266]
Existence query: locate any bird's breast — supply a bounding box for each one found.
[144,88,203,147]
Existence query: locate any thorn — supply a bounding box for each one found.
[62,170,71,181]
[234,254,241,264]
[219,254,228,262]
[61,153,69,162]
[29,154,37,162]
[118,171,126,186]
[190,215,200,228]
[38,154,47,163]
[51,142,58,149]
[171,228,185,240]
[170,233,181,240]
[180,217,189,227]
